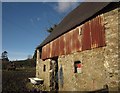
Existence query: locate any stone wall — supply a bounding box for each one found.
[59,8,119,91]
[103,8,119,91]
[36,7,119,91]
[36,52,51,90]
[57,8,119,91]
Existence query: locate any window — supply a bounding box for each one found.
[74,61,81,73]
[43,65,46,72]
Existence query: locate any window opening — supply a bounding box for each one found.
[43,65,46,72]
[74,61,81,73]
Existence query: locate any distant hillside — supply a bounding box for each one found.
[2,59,36,70]
[13,59,36,68]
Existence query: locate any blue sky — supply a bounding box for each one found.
[2,2,80,61]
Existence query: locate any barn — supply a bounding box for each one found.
[36,2,119,91]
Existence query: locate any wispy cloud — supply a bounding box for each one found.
[54,1,80,13]
[30,17,41,29]
[30,18,34,23]
[37,17,40,21]
[30,17,41,23]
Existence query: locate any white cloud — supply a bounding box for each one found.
[55,1,80,13]
[37,17,40,21]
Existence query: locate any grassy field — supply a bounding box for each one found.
[2,67,36,92]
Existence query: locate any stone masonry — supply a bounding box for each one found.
[36,7,119,91]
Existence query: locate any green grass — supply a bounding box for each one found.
[2,67,36,92]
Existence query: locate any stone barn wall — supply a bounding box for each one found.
[36,7,119,91]
[57,8,119,91]
[36,51,51,90]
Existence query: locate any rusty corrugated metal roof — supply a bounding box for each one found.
[37,2,111,49]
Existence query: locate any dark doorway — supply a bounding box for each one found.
[49,57,59,91]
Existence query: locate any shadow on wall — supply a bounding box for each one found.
[59,64,64,88]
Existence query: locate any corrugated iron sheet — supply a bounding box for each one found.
[49,42,52,58]
[55,38,59,56]
[41,16,105,60]
[41,47,44,59]
[59,35,65,56]
[69,31,73,53]
[46,43,50,58]
[98,16,106,47]
[75,28,82,52]
[71,28,82,53]
[71,29,76,53]
[70,30,74,53]
[54,39,58,57]
[96,16,101,47]
[65,32,72,55]
[49,41,53,58]
[41,45,46,60]
[91,18,96,48]
[90,16,105,49]
[52,40,55,57]
[82,22,91,51]
[45,45,47,59]
[45,44,47,59]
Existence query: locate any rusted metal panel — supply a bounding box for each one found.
[48,44,50,58]
[41,46,44,59]
[72,28,82,53]
[55,38,59,56]
[70,30,74,53]
[75,28,82,52]
[65,32,71,55]
[41,16,105,60]
[72,29,77,53]
[59,35,65,56]
[45,44,48,59]
[41,45,46,60]
[54,39,58,57]
[69,31,73,53]
[49,42,52,58]
[44,45,47,59]
[98,16,106,47]
[64,33,67,55]
[96,16,101,47]
[63,34,66,55]
[90,16,105,49]
[82,22,91,51]
[51,40,55,58]
[45,45,47,59]
[50,41,53,58]
[52,39,58,57]
[90,17,99,48]
[90,18,95,48]
[46,43,50,58]
[52,40,55,57]
[41,47,44,59]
